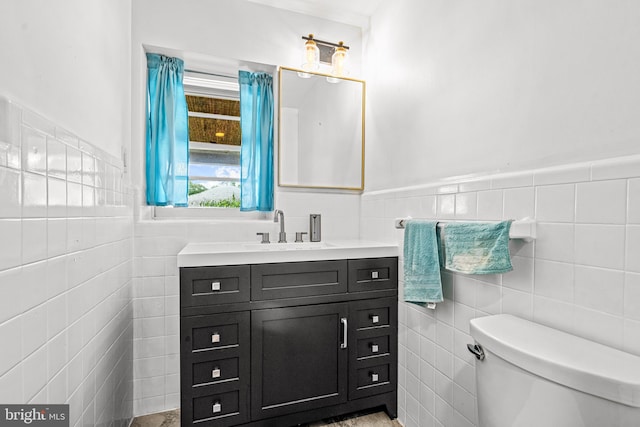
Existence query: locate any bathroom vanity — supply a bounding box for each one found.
[178,241,399,427]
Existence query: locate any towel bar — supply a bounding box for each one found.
[395,217,536,242]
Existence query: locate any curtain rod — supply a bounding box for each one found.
[184,69,237,80]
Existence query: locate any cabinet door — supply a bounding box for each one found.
[251,303,349,419]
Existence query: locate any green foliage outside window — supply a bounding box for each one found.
[198,195,241,208]
[188,181,207,195]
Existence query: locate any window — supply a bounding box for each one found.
[184,73,241,208]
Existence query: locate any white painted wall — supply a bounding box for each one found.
[0,0,131,159]
[364,0,640,191]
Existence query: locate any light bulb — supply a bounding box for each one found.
[302,34,319,72]
[331,42,348,77]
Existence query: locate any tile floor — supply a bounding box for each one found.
[131,409,403,427]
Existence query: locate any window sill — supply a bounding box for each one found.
[153,206,268,220]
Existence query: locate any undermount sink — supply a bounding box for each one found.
[242,242,336,251]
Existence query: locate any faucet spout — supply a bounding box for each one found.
[274,209,286,243]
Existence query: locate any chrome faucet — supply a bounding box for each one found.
[274,209,286,243]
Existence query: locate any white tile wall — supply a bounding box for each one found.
[0,97,133,427]
[360,154,640,427]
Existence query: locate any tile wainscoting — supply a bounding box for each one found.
[0,97,134,427]
[361,155,640,427]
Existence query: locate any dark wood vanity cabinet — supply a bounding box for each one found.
[180,257,398,427]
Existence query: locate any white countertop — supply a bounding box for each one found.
[177,240,399,267]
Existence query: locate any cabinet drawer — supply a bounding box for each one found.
[356,305,390,329]
[192,389,247,425]
[251,260,347,300]
[192,357,239,387]
[349,360,396,400]
[356,363,390,388]
[192,323,239,351]
[181,266,250,306]
[356,335,390,360]
[348,258,397,292]
[182,312,249,354]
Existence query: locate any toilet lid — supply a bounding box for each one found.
[470,314,640,408]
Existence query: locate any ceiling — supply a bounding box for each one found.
[247,0,382,28]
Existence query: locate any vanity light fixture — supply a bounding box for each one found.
[300,34,350,80]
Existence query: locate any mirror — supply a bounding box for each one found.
[278,67,365,190]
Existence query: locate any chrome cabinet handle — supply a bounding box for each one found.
[211,333,220,343]
[340,318,348,349]
[211,281,221,291]
[371,314,379,324]
[371,271,379,279]
[371,343,379,353]
[371,372,379,382]
[212,402,221,413]
[467,343,485,360]
[212,367,221,378]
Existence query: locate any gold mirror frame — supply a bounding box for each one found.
[278,66,365,191]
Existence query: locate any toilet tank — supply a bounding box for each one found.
[470,314,640,427]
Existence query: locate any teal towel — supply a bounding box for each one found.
[403,220,443,304]
[443,221,513,274]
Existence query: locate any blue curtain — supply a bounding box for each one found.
[145,53,189,206]
[239,71,274,212]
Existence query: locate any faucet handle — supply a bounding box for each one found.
[295,232,308,243]
[256,232,270,244]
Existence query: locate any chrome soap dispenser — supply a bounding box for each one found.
[309,214,321,242]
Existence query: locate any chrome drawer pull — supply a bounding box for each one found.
[371,372,379,382]
[371,344,379,353]
[212,368,221,378]
[211,333,220,343]
[371,315,379,324]
[212,402,221,413]
[371,271,379,279]
[211,281,221,291]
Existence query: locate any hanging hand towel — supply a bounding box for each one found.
[403,220,444,304]
[443,221,513,274]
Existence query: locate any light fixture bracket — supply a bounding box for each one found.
[302,35,350,65]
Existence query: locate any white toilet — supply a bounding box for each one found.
[469,314,640,427]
